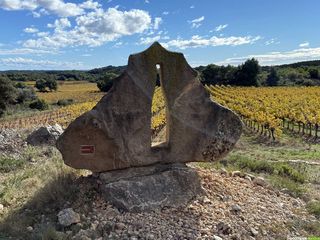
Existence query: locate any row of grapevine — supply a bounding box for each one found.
[207,85,320,140]
[0,101,97,130]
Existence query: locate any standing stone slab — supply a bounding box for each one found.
[56,42,242,172]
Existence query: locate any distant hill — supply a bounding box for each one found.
[0,65,126,82]
[1,60,320,86]
[261,60,320,71]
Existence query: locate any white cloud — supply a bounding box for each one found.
[153,17,162,30]
[0,48,57,55]
[139,36,161,45]
[189,16,204,28]
[299,41,309,47]
[32,11,41,18]
[190,5,195,9]
[0,57,82,68]
[0,0,37,10]
[265,38,279,45]
[215,24,228,32]
[162,11,169,15]
[0,0,84,17]
[79,0,101,10]
[113,41,124,48]
[47,18,71,29]
[162,35,261,49]
[23,7,152,49]
[24,27,39,33]
[216,47,320,65]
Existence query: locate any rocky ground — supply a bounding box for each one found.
[5,167,315,240]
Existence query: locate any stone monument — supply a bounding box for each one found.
[56,42,242,211]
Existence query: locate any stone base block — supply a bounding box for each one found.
[98,163,204,212]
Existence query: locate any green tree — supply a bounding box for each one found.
[97,72,118,92]
[233,58,260,86]
[200,64,220,85]
[35,79,47,92]
[309,68,319,79]
[46,79,58,91]
[0,76,17,116]
[266,68,280,86]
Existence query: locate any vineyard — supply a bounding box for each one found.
[1,82,320,142]
[207,86,320,140]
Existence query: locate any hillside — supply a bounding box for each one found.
[1,59,320,87]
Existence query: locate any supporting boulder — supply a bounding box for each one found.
[98,163,204,212]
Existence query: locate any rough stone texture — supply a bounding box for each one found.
[27,124,63,146]
[57,208,80,227]
[57,42,242,172]
[99,163,204,212]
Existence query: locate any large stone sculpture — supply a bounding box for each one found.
[57,42,242,211]
[57,42,242,173]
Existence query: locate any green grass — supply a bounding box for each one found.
[197,131,320,200]
[0,145,84,240]
[0,156,25,173]
[226,154,306,183]
[307,201,320,219]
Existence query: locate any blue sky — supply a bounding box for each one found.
[0,0,319,70]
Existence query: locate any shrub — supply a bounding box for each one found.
[97,72,118,92]
[16,87,37,104]
[57,99,74,106]
[0,76,17,116]
[29,99,49,111]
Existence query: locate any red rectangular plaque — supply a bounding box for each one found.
[80,145,95,155]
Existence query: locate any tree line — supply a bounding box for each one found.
[196,59,320,87]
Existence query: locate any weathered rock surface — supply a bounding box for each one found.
[57,42,242,172]
[57,208,80,227]
[0,129,25,154]
[99,163,204,212]
[27,124,63,146]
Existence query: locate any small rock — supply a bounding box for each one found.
[230,204,242,212]
[0,204,4,211]
[213,235,223,240]
[115,222,126,230]
[253,177,267,187]
[231,171,242,177]
[245,173,255,180]
[219,168,228,175]
[146,233,155,240]
[250,227,259,236]
[292,199,300,206]
[245,175,252,181]
[217,221,232,235]
[203,196,211,204]
[27,226,33,232]
[57,208,80,227]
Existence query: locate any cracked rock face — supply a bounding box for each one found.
[99,163,204,212]
[56,42,242,172]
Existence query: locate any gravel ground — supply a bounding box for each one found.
[50,168,317,240]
